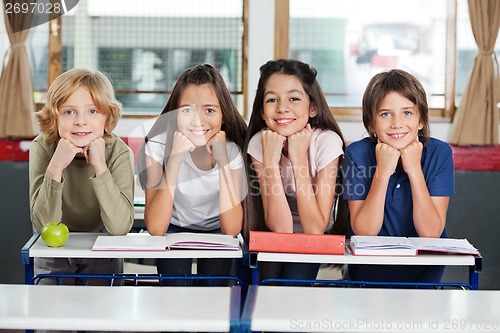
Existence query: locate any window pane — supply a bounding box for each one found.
[28,24,49,103]
[53,0,243,114]
[290,0,447,108]
[456,0,500,105]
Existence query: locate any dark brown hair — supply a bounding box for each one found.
[362,69,430,145]
[243,58,349,241]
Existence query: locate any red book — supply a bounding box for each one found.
[249,231,345,255]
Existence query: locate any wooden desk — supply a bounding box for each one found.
[21,233,243,284]
[241,285,500,333]
[250,251,482,289]
[0,284,240,332]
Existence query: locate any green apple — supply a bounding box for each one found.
[41,222,69,247]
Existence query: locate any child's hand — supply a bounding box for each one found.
[400,139,423,175]
[207,131,229,166]
[48,138,84,181]
[261,129,286,166]
[171,131,196,164]
[375,140,400,178]
[84,137,107,176]
[287,123,312,166]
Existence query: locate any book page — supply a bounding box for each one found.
[349,236,417,256]
[92,234,168,251]
[351,236,414,249]
[165,232,240,250]
[92,233,240,251]
[409,237,479,254]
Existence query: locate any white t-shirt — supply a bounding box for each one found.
[247,128,343,233]
[145,132,245,231]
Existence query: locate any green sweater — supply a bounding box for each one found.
[29,134,135,235]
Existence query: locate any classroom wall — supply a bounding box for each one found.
[443,171,500,290]
[0,162,33,284]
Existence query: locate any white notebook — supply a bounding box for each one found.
[92,232,240,251]
[349,235,479,256]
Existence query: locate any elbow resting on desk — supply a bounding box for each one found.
[103,209,135,235]
[144,216,169,236]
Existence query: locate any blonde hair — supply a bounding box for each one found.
[36,68,122,143]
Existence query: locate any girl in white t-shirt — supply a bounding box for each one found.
[244,59,348,281]
[138,64,247,284]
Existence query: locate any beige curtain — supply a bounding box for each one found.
[450,0,500,146]
[0,1,36,138]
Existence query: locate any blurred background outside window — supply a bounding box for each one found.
[24,0,244,114]
[289,0,499,110]
[0,0,498,116]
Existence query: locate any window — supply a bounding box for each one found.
[2,0,497,120]
[286,0,499,119]
[28,0,245,115]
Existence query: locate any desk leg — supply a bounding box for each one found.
[237,254,250,288]
[24,258,34,285]
[469,266,479,290]
[249,252,260,285]
[21,234,39,285]
[237,252,251,310]
[241,285,258,333]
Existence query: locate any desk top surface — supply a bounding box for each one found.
[27,233,243,259]
[246,285,500,332]
[0,284,235,331]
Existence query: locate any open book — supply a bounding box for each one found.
[348,235,479,256]
[92,232,240,251]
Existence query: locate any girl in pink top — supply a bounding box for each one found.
[244,59,348,281]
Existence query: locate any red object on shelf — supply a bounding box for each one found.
[450,145,500,171]
[0,139,33,161]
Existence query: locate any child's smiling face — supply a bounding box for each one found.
[372,91,423,149]
[177,84,223,146]
[261,73,316,137]
[57,86,106,148]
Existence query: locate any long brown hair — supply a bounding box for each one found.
[138,63,247,189]
[243,59,349,241]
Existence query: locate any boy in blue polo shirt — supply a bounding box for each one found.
[343,69,454,283]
